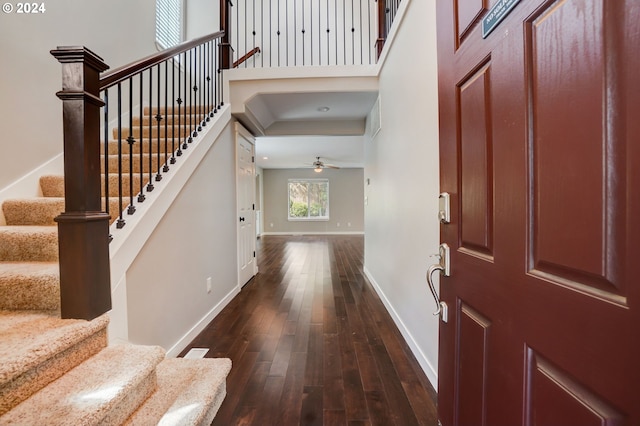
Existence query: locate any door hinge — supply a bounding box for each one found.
[253,251,256,257]
[252,156,255,163]
[252,203,255,210]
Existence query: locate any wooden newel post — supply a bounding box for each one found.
[50,46,112,320]
[219,0,233,69]
[376,0,387,58]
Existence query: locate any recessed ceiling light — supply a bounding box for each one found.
[317,106,330,112]
[262,156,269,160]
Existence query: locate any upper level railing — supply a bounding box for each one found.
[230,0,402,68]
[51,30,226,320]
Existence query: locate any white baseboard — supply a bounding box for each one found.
[261,231,365,236]
[166,285,240,358]
[363,266,438,389]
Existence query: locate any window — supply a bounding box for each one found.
[156,0,183,49]
[288,179,329,220]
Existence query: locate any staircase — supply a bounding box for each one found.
[0,107,231,425]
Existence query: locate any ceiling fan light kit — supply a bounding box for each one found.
[311,156,340,172]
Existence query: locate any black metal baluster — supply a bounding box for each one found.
[277,0,281,67]
[351,0,355,64]
[137,73,145,202]
[293,0,297,66]
[176,58,183,155]
[359,0,363,64]
[147,67,155,192]
[367,0,371,64]
[343,0,346,64]
[199,44,204,129]
[310,0,313,65]
[192,49,198,139]
[116,83,125,228]
[171,58,177,164]
[163,60,169,173]
[220,59,225,107]
[188,50,194,143]
[205,42,211,122]
[182,51,188,150]
[126,78,136,215]
[244,0,248,67]
[285,0,289,66]
[269,0,273,66]
[261,0,265,67]
[103,90,109,218]
[214,41,219,113]
[326,0,330,65]
[335,0,338,64]
[155,64,163,182]
[302,0,305,65]
[236,0,240,66]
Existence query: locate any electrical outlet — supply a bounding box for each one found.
[206,277,212,294]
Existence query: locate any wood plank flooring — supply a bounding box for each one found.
[180,235,438,425]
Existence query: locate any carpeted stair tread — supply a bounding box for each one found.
[0,311,108,415]
[2,198,64,226]
[0,344,165,425]
[0,262,59,310]
[0,226,58,261]
[124,357,231,426]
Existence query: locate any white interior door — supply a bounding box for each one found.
[236,123,257,287]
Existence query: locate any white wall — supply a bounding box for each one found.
[263,168,364,234]
[126,121,238,353]
[363,0,440,387]
[186,0,220,39]
[0,0,157,190]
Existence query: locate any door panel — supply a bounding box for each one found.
[455,302,491,426]
[458,60,494,258]
[525,348,625,426]
[236,124,256,287]
[436,0,639,424]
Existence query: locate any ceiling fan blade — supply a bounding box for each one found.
[324,164,340,169]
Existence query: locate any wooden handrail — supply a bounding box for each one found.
[233,47,261,68]
[101,31,224,90]
[376,0,388,58]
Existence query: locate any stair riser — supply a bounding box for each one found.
[102,140,182,155]
[39,175,144,198]
[0,273,59,311]
[0,230,57,262]
[144,105,205,116]
[114,126,194,140]
[100,372,158,425]
[2,200,64,226]
[102,155,164,175]
[133,112,210,126]
[0,328,107,415]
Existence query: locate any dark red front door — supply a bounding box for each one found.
[436,0,639,424]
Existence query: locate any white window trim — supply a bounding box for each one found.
[288,179,330,221]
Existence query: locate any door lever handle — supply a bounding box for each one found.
[426,243,450,322]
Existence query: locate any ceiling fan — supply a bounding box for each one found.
[311,157,340,172]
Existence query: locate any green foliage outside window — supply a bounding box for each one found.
[288,180,329,220]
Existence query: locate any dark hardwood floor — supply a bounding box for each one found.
[180,235,438,425]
